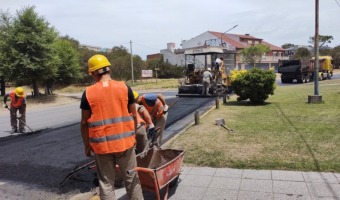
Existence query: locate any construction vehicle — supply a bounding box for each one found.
[278,58,311,83]
[177,46,228,97]
[278,56,333,83]
[310,56,333,80]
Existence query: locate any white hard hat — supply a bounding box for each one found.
[207,68,211,71]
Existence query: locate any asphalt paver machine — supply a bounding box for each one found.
[177,46,227,97]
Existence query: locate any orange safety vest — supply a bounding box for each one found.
[9,91,26,108]
[86,80,135,154]
[140,95,164,119]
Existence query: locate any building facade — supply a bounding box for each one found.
[155,31,289,71]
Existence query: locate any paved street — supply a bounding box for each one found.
[0,90,339,200]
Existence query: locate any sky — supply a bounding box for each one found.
[1,0,340,60]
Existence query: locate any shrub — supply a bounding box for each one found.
[231,68,276,104]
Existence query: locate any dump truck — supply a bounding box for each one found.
[278,58,312,83]
[310,56,333,80]
[278,56,333,83]
[177,46,227,97]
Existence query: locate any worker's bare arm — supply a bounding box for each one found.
[80,109,92,157]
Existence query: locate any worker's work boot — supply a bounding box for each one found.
[10,128,17,134]
[19,129,26,133]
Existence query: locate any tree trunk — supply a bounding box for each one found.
[44,79,53,95]
[32,79,39,96]
[0,78,5,96]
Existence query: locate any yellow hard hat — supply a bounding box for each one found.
[15,87,25,97]
[133,91,139,100]
[88,54,111,74]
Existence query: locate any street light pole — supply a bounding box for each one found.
[314,0,319,96]
[308,0,322,103]
[220,25,238,47]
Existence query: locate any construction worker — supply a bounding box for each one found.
[3,87,27,133]
[113,92,154,190]
[202,68,213,95]
[136,93,168,146]
[80,54,143,200]
[133,91,154,154]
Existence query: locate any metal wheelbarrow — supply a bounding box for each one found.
[128,146,185,200]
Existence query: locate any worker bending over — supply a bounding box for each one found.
[3,87,27,133]
[133,91,154,154]
[136,93,168,146]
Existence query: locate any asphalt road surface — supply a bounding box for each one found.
[0,93,215,200]
[1,72,339,199]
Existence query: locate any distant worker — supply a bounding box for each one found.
[3,87,27,134]
[136,93,168,146]
[133,91,154,153]
[202,68,213,95]
[214,57,222,71]
[80,54,143,200]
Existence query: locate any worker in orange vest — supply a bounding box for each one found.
[133,91,155,153]
[136,93,168,146]
[80,54,143,200]
[3,87,27,134]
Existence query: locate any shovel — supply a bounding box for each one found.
[215,118,234,133]
[5,106,36,133]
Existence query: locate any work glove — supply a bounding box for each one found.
[163,104,169,114]
[147,127,156,140]
[2,103,8,108]
[17,113,22,118]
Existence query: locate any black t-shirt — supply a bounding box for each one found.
[80,84,134,111]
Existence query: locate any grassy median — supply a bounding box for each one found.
[165,79,340,172]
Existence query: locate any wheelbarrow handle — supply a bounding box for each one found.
[127,167,154,174]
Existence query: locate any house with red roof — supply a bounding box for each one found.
[152,31,289,71]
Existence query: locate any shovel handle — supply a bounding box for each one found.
[221,124,234,133]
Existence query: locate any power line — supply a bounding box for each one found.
[335,0,340,7]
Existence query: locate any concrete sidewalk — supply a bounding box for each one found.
[109,166,340,200]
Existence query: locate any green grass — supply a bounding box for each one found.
[165,79,340,172]
[52,78,180,93]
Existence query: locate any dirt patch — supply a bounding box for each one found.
[26,95,80,109]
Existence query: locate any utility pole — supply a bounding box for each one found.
[308,0,322,103]
[130,40,134,84]
[314,0,319,96]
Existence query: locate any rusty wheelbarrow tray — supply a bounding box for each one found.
[128,146,185,200]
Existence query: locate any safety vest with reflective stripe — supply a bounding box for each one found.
[9,91,26,108]
[86,80,135,154]
[140,95,164,119]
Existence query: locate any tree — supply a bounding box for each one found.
[146,57,183,79]
[331,45,340,69]
[107,46,145,82]
[0,10,12,96]
[0,6,59,96]
[48,37,82,93]
[282,43,294,49]
[240,44,270,67]
[308,35,333,48]
[293,47,311,59]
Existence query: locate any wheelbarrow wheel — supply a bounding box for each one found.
[169,175,179,188]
